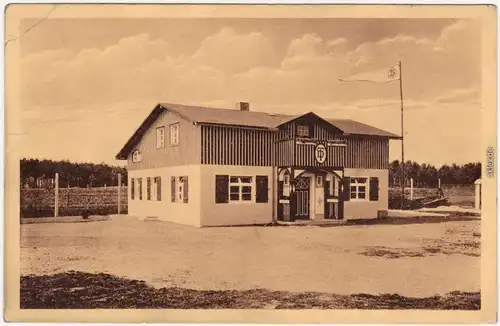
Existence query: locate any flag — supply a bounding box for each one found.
[339,65,400,83]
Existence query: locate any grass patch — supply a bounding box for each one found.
[359,247,425,259]
[21,271,480,310]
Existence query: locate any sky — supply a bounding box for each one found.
[18,16,482,167]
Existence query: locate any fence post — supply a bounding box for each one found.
[118,173,122,215]
[474,179,481,210]
[54,173,59,217]
[410,178,414,200]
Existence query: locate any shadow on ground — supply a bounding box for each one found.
[340,215,480,227]
[21,271,480,310]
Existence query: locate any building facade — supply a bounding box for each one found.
[116,102,400,227]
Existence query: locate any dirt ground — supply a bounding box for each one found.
[21,216,480,298]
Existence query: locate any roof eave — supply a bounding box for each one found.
[344,133,402,140]
[198,122,279,131]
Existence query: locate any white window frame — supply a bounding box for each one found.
[170,123,180,146]
[296,124,309,137]
[132,149,142,163]
[229,176,253,203]
[177,177,184,202]
[156,127,165,149]
[350,177,369,201]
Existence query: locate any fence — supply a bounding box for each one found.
[20,186,128,218]
[388,183,477,209]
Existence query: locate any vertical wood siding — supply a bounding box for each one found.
[201,125,283,166]
[275,139,295,166]
[345,138,389,169]
[294,142,346,167]
[200,123,389,169]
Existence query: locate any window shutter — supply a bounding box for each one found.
[146,177,151,200]
[256,175,269,203]
[369,177,379,201]
[342,177,350,201]
[215,175,229,203]
[183,176,189,203]
[131,178,135,200]
[156,177,162,201]
[171,177,176,202]
[138,178,143,200]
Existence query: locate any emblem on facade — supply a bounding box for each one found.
[314,144,327,164]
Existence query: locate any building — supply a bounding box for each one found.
[116,102,401,227]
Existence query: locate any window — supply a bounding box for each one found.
[170,123,179,146]
[350,177,368,200]
[171,176,188,203]
[297,124,310,137]
[154,177,162,201]
[138,178,143,200]
[156,127,165,149]
[147,177,151,200]
[216,175,268,204]
[132,150,142,163]
[283,174,290,186]
[131,178,135,200]
[230,176,253,202]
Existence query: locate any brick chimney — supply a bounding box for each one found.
[235,102,250,111]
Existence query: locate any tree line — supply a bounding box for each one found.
[20,158,481,189]
[21,158,128,188]
[389,160,481,188]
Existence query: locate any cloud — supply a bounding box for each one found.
[191,27,278,74]
[19,20,482,165]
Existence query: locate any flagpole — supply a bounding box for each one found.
[399,61,405,210]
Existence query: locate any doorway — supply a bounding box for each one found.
[294,177,310,219]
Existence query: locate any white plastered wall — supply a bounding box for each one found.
[128,165,201,227]
[343,168,388,220]
[199,165,275,227]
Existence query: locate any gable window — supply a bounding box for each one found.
[170,123,180,146]
[132,149,142,163]
[156,127,165,149]
[350,177,368,200]
[296,124,310,137]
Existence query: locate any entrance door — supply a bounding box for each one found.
[314,175,325,218]
[294,177,310,219]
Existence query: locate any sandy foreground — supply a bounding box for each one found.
[21,216,480,298]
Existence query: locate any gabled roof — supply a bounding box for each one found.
[160,102,289,129]
[115,103,401,160]
[326,118,401,138]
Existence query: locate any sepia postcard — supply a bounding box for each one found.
[5,3,498,324]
